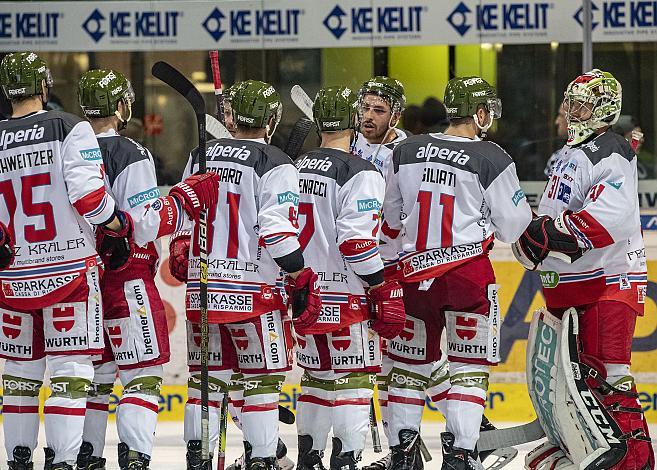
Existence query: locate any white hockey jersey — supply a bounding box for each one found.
[0,111,116,309]
[353,128,407,177]
[182,138,301,324]
[537,131,646,312]
[296,148,384,334]
[383,133,532,282]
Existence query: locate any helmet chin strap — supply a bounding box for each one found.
[473,112,493,137]
[115,99,132,131]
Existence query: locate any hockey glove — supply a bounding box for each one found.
[96,211,134,271]
[169,172,219,221]
[0,221,14,270]
[367,280,406,339]
[285,267,322,331]
[512,212,582,271]
[169,230,191,283]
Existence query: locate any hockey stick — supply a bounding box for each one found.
[217,393,228,470]
[369,398,382,453]
[284,117,314,160]
[279,405,295,425]
[291,84,313,120]
[208,50,225,125]
[482,447,519,470]
[478,418,545,452]
[151,61,212,468]
[206,114,231,140]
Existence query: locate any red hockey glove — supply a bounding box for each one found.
[0,221,14,270]
[512,212,582,271]
[169,230,191,283]
[169,172,219,221]
[285,267,322,331]
[96,211,134,271]
[368,280,406,339]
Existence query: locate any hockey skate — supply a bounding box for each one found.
[441,432,483,470]
[117,442,151,470]
[228,438,294,470]
[7,446,33,470]
[297,435,327,470]
[329,438,359,470]
[390,429,424,470]
[186,440,213,469]
[361,452,390,470]
[50,464,74,470]
[43,447,54,470]
[76,441,107,470]
[246,457,279,470]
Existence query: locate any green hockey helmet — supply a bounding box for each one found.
[358,76,406,113]
[313,86,359,132]
[0,52,53,100]
[444,76,501,122]
[78,69,135,120]
[231,80,282,135]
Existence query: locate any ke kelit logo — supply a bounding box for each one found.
[574,2,657,30]
[107,325,122,348]
[52,306,75,333]
[202,6,301,42]
[2,313,21,339]
[455,315,478,341]
[0,12,61,39]
[232,328,249,350]
[331,326,351,351]
[82,8,181,43]
[323,4,425,40]
[447,1,551,37]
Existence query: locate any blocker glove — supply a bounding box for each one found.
[96,210,134,271]
[169,230,191,283]
[512,212,583,271]
[285,267,322,330]
[169,172,219,221]
[367,280,406,339]
[0,221,14,270]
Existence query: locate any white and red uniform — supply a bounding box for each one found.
[294,148,384,455]
[0,110,116,465]
[81,129,180,461]
[383,133,531,450]
[181,137,298,459]
[535,130,652,468]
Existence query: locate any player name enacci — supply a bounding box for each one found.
[0,148,53,174]
[416,143,470,165]
[299,177,327,197]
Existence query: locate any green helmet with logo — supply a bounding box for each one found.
[78,69,135,119]
[223,83,238,104]
[444,76,501,121]
[358,76,406,113]
[231,80,282,131]
[0,52,53,100]
[313,86,359,132]
[564,69,622,146]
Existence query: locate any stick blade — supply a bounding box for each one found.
[291,85,314,121]
[278,405,295,425]
[478,419,545,452]
[151,61,205,115]
[284,117,314,159]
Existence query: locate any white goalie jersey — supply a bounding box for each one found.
[383,133,532,282]
[295,148,384,334]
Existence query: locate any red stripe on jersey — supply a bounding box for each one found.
[44,406,86,416]
[119,397,159,413]
[568,210,614,248]
[242,402,278,413]
[72,186,106,217]
[86,402,110,412]
[187,398,220,409]
[429,390,449,403]
[2,405,39,414]
[339,239,377,257]
[297,395,370,407]
[381,221,400,239]
[445,393,485,407]
[387,395,426,406]
[230,399,245,408]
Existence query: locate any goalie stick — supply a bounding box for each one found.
[151,61,212,468]
[478,418,545,452]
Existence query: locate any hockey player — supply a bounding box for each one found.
[383,76,532,470]
[513,70,653,469]
[0,52,131,470]
[75,69,219,470]
[176,80,322,470]
[293,85,405,470]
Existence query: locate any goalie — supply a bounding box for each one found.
[513,69,653,469]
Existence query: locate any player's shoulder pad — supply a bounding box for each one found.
[256,143,295,176]
[45,110,84,131]
[297,148,378,186]
[574,130,634,166]
[472,140,515,189]
[99,135,152,186]
[392,133,434,172]
[195,138,293,177]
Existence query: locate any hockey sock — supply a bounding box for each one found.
[297,371,333,452]
[240,373,285,458]
[426,357,450,417]
[377,355,393,441]
[184,370,230,454]
[444,362,489,451]
[228,372,244,431]
[44,355,94,464]
[116,366,162,456]
[386,363,432,447]
[3,358,46,461]
[331,372,374,453]
[82,362,116,457]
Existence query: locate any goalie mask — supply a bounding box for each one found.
[564,69,622,146]
[0,52,53,103]
[231,80,282,141]
[444,76,501,134]
[78,69,135,129]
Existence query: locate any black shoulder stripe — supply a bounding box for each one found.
[297,148,378,186]
[0,111,85,151]
[196,138,294,178]
[577,131,634,165]
[98,136,152,187]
